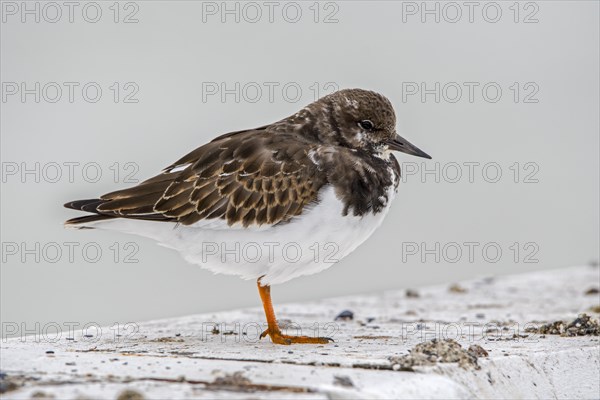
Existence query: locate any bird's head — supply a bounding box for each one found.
[309,88,431,159]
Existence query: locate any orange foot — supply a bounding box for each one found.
[260,329,333,345]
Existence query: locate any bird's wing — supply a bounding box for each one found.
[91,130,325,228]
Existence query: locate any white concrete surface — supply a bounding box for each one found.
[1,265,599,399]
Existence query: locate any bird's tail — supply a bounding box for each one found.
[63,199,115,228]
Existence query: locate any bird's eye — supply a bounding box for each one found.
[359,120,374,130]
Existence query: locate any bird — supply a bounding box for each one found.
[64,88,431,345]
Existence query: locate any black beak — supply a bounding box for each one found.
[386,134,432,159]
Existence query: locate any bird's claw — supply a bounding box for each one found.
[259,328,333,345]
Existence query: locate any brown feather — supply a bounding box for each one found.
[64,89,407,228]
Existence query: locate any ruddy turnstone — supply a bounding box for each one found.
[64,88,431,345]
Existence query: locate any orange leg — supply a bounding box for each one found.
[257,279,333,345]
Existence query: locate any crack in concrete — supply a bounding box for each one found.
[3,372,315,394]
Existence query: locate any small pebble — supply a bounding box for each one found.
[449,284,467,293]
[0,381,18,394]
[116,389,145,400]
[468,344,488,357]
[333,375,355,387]
[335,310,354,321]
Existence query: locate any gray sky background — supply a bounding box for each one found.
[1,1,599,336]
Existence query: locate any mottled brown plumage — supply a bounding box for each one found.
[65,88,430,228]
